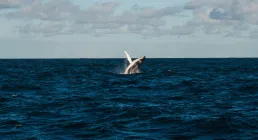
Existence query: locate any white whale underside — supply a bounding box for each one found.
[124,51,142,74]
[125,64,140,74]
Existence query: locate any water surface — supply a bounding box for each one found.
[0,58,258,139]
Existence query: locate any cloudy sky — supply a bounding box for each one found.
[0,0,258,58]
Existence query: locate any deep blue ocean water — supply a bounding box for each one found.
[0,58,258,140]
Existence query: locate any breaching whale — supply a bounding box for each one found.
[124,51,146,74]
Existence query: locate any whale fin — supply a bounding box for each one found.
[124,51,132,64]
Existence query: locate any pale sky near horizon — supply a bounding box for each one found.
[0,0,258,58]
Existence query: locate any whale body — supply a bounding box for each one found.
[124,51,145,74]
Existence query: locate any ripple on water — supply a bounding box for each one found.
[0,59,258,139]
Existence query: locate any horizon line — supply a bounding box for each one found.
[0,57,258,59]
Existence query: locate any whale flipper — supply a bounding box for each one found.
[124,51,132,64]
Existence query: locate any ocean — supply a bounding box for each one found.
[0,58,258,140]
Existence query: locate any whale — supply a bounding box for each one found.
[124,51,146,74]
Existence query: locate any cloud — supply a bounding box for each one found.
[15,22,67,37]
[4,0,258,38]
[0,0,37,9]
[185,0,258,24]
[171,25,197,35]
[249,29,258,39]
[5,0,185,37]
[179,0,258,37]
[0,0,21,9]
[209,8,229,20]
[7,0,81,21]
[184,0,236,10]
[184,0,214,9]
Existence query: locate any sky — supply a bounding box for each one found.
[0,0,258,58]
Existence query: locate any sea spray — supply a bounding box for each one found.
[114,59,128,74]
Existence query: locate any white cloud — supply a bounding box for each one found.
[2,0,258,38]
[179,0,258,37]
[0,0,37,9]
[4,0,186,37]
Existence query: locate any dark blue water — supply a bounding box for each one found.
[1,58,258,140]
